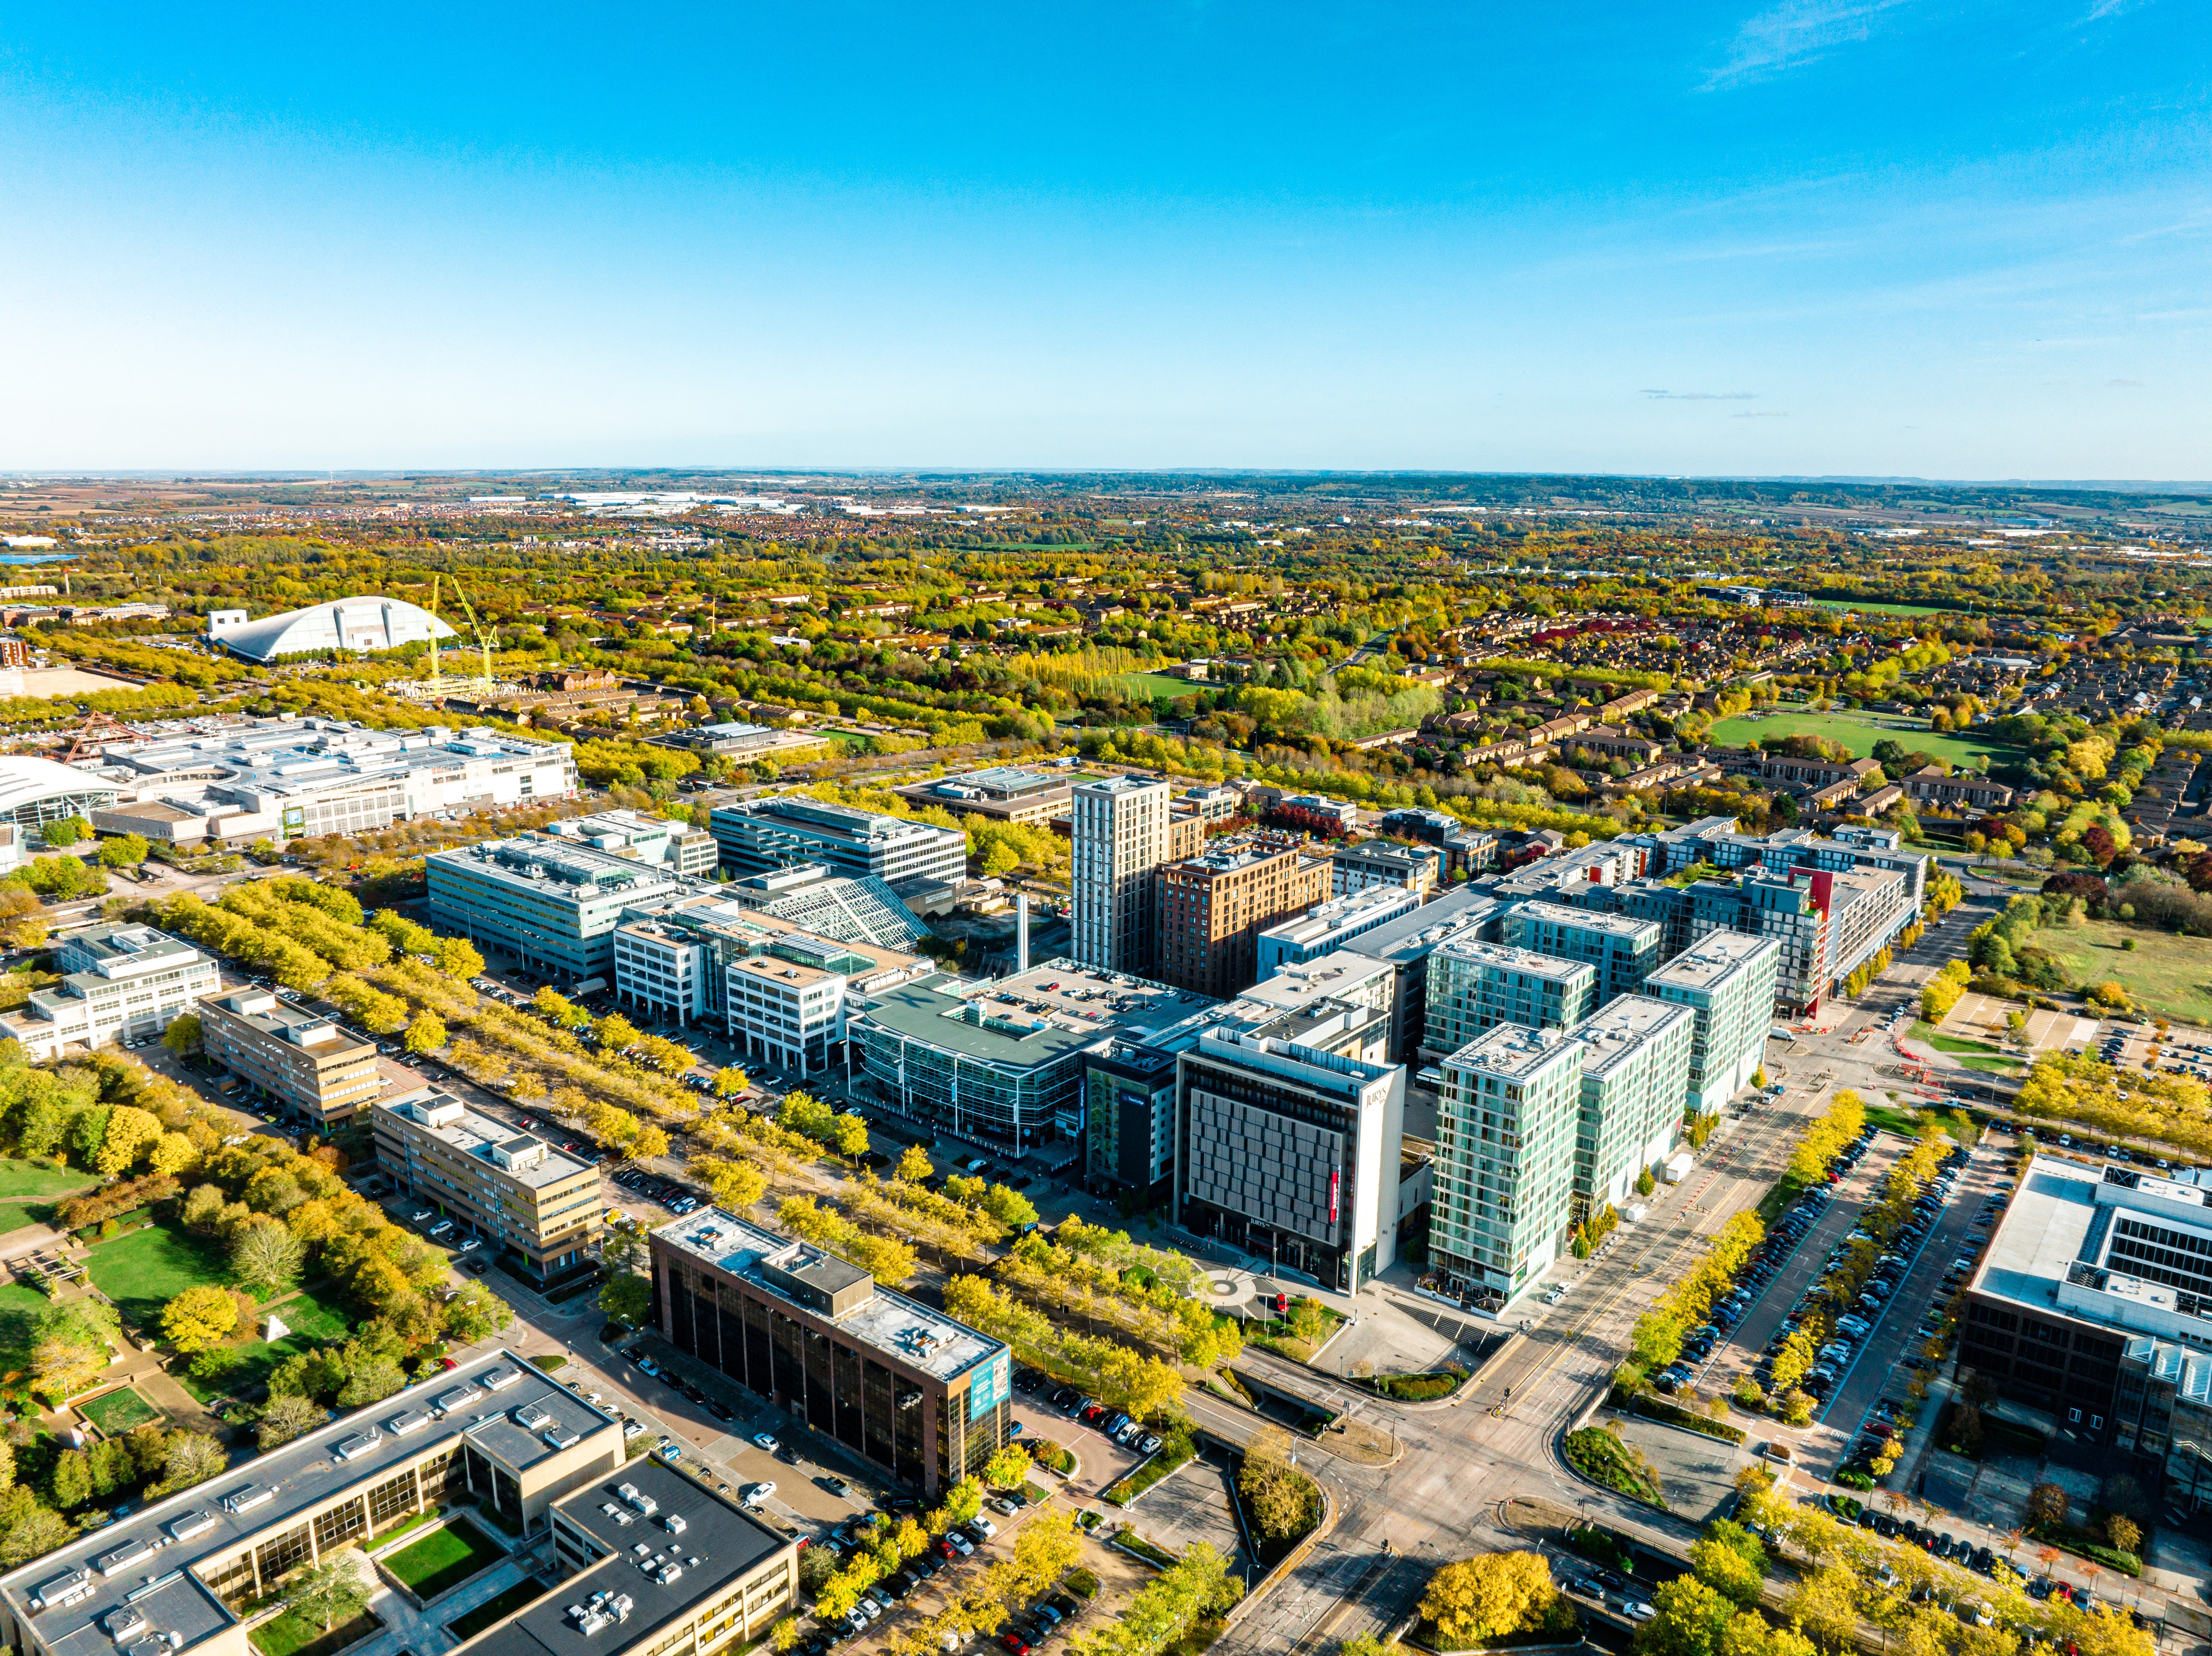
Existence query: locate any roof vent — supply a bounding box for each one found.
[31,1567,96,1611]
[663,1513,687,1535]
[102,1608,148,1643]
[618,1482,658,1517]
[221,1485,274,1515]
[483,1367,520,1390]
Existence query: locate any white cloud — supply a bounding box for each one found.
[1704,0,1917,88]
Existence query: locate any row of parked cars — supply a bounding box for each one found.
[1651,1157,1844,1395]
[1012,1367,1163,1455]
[612,1165,702,1213]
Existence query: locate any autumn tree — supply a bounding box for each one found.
[160,1285,240,1353]
[1421,1551,1568,1647]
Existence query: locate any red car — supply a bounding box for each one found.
[1000,1638,1031,1656]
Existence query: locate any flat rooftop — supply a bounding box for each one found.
[653,1209,1006,1385]
[203,989,371,1055]
[461,1459,788,1656]
[438,836,686,901]
[1646,930,1776,992]
[1508,899,1660,941]
[1432,937,1597,985]
[0,1352,610,1656]
[376,1093,595,1191]
[1442,1021,1580,1082]
[855,958,1206,1067]
[1343,887,1498,963]
[1573,995,1694,1080]
[1259,885,1418,948]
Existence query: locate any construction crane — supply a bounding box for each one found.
[449,581,498,685]
[425,573,443,685]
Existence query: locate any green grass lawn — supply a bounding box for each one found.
[0,1277,62,1382]
[1704,710,2003,770]
[444,1580,548,1641]
[1118,672,1197,702]
[248,1610,379,1656]
[83,1223,238,1329]
[1958,1055,2025,1073]
[0,1160,97,1202]
[1810,599,1966,617]
[80,1387,162,1436]
[1927,1032,2007,1055]
[178,1284,355,1403]
[0,1161,96,1238]
[383,1518,505,1600]
[2037,921,2212,1028]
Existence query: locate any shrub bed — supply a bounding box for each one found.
[1369,1366,1467,1401]
[1563,1426,1666,1508]
[1626,1396,1747,1445]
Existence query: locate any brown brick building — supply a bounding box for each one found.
[1157,834,1330,998]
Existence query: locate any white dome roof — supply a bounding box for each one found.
[209,596,458,662]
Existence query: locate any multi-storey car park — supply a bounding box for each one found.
[650,1208,1014,1497]
[372,1091,604,1282]
[0,1353,714,1656]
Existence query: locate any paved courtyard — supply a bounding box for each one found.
[1121,1447,1251,1576]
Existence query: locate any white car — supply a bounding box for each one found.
[1623,1601,1656,1622]
[622,1420,647,1439]
[744,1482,775,1506]
[458,1238,482,1252]
[967,1516,997,1539]
[754,1432,781,1453]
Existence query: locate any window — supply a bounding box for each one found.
[2091,1415,2104,1431]
[2068,1407,2082,1423]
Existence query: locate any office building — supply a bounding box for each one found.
[1080,1039,1179,1207]
[1333,840,1439,898]
[893,766,1072,826]
[1499,901,1662,1003]
[1959,1155,2212,1451]
[1429,1023,1584,1309]
[207,595,457,661]
[1422,939,1598,1060]
[427,835,689,984]
[651,1208,1014,1496]
[373,1091,603,1281]
[708,796,967,891]
[725,950,847,1079]
[1173,1022,1404,1294]
[849,959,1208,1156]
[460,1459,800,1656]
[613,896,926,1031]
[1343,887,1501,1064]
[1568,996,1696,1217]
[1644,932,1782,1112]
[1157,833,1331,999]
[0,923,219,1061]
[0,1352,636,1656]
[1079,952,1392,1206]
[94,722,576,844]
[547,809,720,876]
[1070,775,1172,975]
[198,989,383,1126]
[1256,885,1423,977]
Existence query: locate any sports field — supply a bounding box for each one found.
[1705,709,2002,770]
[2036,921,2212,1028]
[1119,672,1197,701]
[1810,600,1963,617]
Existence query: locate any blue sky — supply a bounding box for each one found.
[3,1,2206,476]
